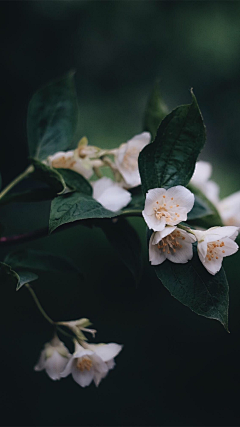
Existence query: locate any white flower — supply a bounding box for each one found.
[192,226,239,275]
[114,132,151,188]
[190,161,220,204]
[149,226,196,265]
[61,341,122,387]
[46,149,94,180]
[34,335,70,381]
[217,191,240,227]
[92,177,131,212]
[142,186,194,232]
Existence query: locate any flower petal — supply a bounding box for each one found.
[92,177,131,212]
[72,363,94,387]
[142,211,166,232]
[166,186,194,213]
[143,188,167,215]
[45,351,69,381]
[166,238,194,263]
[149,234,167,265]
[85,343,122,362]
[34,350,46,372]
[200,253,223,275]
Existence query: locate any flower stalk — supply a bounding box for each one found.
[0,165,34,201]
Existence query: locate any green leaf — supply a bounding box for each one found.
[0,188,57,206]
[49,192,120,233]
[153,245,229,331]
[31,159,66,194]
[188,195,213,220]
[0,262,19,288]
[57,169,93,195]
[187,184,223,227]
[27,71,79,160]
[139,90,206,194]
[98,218,142,283]
[4,249,82,277]
[144,81,169,140]
[16,270,38,291]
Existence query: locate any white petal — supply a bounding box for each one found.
[106,359,115,370]
[166,186,194,213]
[60,357,75,378]
[93,370,108,387]
[203,180,220,204]
[34,350,46,372]
[204,226,239,242]
[149,234,167,265]
[71,363,94,387]
[191,161,212,184]
[143,188,167,215]
[151,227,176,244]
[166,239,194,263]
[218,191,240,226]
[197,241,208,259]
[142,211,166,232]
[220,237,239,257]
[85,343,122,362]
[200,254,223,275]
[93,177,131,212]
[45,351,69,381]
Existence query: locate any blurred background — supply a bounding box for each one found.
[1,1,240,426]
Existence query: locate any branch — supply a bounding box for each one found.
[0,211,143,247]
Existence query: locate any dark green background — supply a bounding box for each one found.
[1,2,240,426]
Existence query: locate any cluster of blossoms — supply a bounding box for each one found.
[34,319,122,387]
[46,132,151,212]
[142,186,239,275]
[45,135,239,276]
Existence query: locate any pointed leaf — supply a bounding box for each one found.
[153,245,229,331]
[57,169,93,195]
[5,249,82,277]
[31,159,66,194]
[144,81,168,139]
[16,270,38,291]
[139,91,206,194]
[27,72,79,160]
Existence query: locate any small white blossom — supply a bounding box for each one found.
[217,191,240,227]
[34,335,70,381]
[149,226,196,265]
[114,132,151,188]
[92,177,132,212]
[142,186,194,232]
[190,161,219,204]
[192,226,239,275]
[61,341,122,387]
[46,149,94,180]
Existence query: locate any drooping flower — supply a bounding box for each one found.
[192,226,239,275]
[149,226,196,265]
[190,161,220,204]
[142,186,194,232]
[34,334,71,381]
[114,132,151,188]
[61,341,122,387]
[217,191,240,227]
[92,177,132,212]
[46,149,94,180]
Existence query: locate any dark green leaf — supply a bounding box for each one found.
[188,195,213,220]
[5,249,82,277]
[31,159,66,194]
[27,71,79,160]
[0,262,19,288]
[144,81,168,139]
[127,186,145,211]
[49,192,120,233]
[98,218,142,283]
[16,270,38,291]
[139,90,206,194]
[154,246,229,331]
[187,184,223,227]
[0,188,57,206]
[58,168,93,195]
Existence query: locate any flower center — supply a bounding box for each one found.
[76,357,93,372]
[206,240,225,261]
[157,230,184,253]
[123,147,139,170]
[52,156,76,169]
